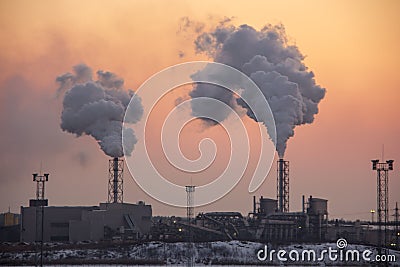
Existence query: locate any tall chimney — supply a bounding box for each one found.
[277,159,289,212]
[108,157,124,203]
[113,157,118,203]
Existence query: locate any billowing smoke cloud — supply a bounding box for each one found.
[57,64,143,158]
[189,22,326,157]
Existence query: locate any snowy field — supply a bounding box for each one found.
[1,241,399,266]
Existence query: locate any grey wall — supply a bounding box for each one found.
[20,202,152,242]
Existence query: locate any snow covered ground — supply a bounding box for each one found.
[1,241,399,266]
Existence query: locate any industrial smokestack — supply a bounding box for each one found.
[113,157,119,203]
[277,159,289,212]
[108,157,124,203]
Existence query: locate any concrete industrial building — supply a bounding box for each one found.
[0,211,20,227]
[20,202,152,242]
[0,211,20,242]
[20,158,152,243]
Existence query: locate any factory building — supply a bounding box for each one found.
[19,158,152,243]
[0,210,20,242]
[249,195,328,243]
[0,211,20,227]
[245,159,329,243]
[150,195,329,243]
[150,158,330,244]
[20,201,152,242]
[307,196,329,240]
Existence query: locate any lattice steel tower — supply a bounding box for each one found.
[185,185,195,267]
[277,159,289,212]
[32,173,49,200]
[108,157,124,203]
[32,172,49,267]
[186,185,195,221]
[371,159,394,247]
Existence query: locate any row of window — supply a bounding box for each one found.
[50,222,69,228]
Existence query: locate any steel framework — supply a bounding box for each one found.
[185,185,195,267]
[33,173,49,200]
[32,172,49,267]
[371,159,394,247]
[277,159,289,213]
[108,157,124,203]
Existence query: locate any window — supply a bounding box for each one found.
[50,222,69,228]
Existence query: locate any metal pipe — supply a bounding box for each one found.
[253,196,256,214]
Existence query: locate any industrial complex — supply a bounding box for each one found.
[0,157,399,255]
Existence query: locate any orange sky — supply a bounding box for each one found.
[0,0,399,220]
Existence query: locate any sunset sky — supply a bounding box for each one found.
[0,0,399,221]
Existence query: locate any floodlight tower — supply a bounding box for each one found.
[33,173,49,200]
[185,185,195,267]
[32,172,49,267]
[186,186,195,222]
[277,159,289,212]
[371,159,394,247]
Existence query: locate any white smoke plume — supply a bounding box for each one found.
[57,64,143,158]
[189,22,326,158]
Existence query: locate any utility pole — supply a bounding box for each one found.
[393,202,399,249]
[370,209,376,224]
[32,172,49,267]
